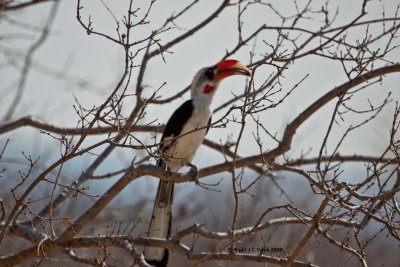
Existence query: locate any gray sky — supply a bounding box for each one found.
[1,0,399,196]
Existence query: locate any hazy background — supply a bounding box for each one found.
[1,0,399,266]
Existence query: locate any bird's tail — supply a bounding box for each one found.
[144,178,174,267]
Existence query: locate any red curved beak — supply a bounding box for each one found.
[213,59,251,81]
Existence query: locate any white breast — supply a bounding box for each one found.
[164,107,212,171]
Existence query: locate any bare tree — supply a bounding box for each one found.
[0,0,399,266]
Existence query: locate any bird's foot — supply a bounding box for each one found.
[187,163,199,184]
[161,163,169,174]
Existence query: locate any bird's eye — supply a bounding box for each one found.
[205,67,215,80]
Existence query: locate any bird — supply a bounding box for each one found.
[144,59,251,267]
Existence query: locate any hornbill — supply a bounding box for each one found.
[144,59,251,266]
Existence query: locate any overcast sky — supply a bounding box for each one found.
[1,0,399,199]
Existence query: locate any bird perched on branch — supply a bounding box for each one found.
[144,59,251,267]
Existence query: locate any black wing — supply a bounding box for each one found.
[158,100,193,165]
